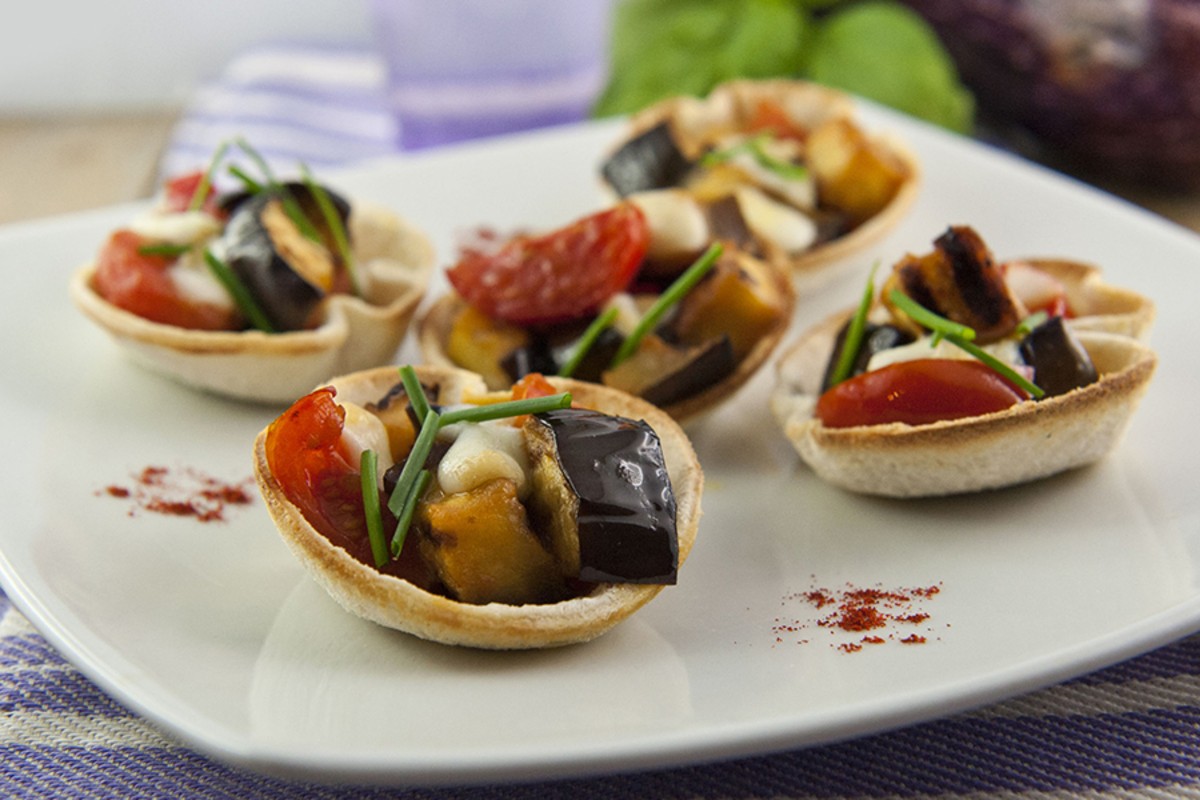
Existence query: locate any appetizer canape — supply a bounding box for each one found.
[252,364,703,649]
[70,141,435,404]
[600,78,920,287]
[418,203,794,423]
[770,226,1157,497]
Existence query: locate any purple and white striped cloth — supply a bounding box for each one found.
[5,585,1200,797]
[157,45,400,184]
[7,43,1200,798]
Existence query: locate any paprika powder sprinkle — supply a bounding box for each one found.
[100,464,253,523]
[773,580,943,651]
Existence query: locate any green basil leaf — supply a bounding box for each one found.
[803,1,974,133]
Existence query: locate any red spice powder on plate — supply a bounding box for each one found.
[101,465,253,523]
[774,580,943,652]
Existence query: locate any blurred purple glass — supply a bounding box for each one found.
[369,0,613,150]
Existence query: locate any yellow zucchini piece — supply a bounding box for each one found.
[416,478,565,606]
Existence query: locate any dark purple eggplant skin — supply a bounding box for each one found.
[220,183,351,331]
[900,0,1200,188]
[600,122,694,196]
[528,408,678,585]
[1018,315,1099,397]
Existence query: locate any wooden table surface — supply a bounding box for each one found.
[2,111,1200,235]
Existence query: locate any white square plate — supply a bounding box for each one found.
[2,107,1199,786]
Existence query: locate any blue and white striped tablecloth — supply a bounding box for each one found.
[6,44,1200,798]
[5,585,1200,797]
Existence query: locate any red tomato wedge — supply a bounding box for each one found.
[162,170,223,217]
[264,387,431,583]
[446,204,649,326]
[816,359,1029,428]
[91,230,241,331]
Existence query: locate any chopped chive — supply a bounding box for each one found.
[387,406,441,554]
[1016,310,1049,336]
[390,469,431,558]
[885,289,1044,398]
[227,164,264,194]
[188,140,230,212]
[398,365,431,422]
[387,407,440,518]
[946,334,1045,399]
[301,162,361,297]
[137,242,192,258]
[887,289,976,344]
[558,307,619,378]
[700,133,808,181]
[202,249,277,333]
[376,379,573,562]
[826,262,879,387]
[360,449,388,568]
[233,137,322,242]
[439,392,572,426]
[611,242,723,367]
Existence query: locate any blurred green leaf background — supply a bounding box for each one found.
[593,0,974,134]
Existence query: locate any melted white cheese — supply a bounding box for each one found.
[866,335,1025,373]
[129,209,222,245]
[735,186,818,254]
[628,189,710,263]
[437,419,531,497]
[339,402,395,486]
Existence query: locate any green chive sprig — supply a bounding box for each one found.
[137,242,192,259]
[886,288,1044,398]
[202,250,277,333]
[360,449,388,568]
[888,289,975,345]
[233,137,323,242]
[826,262,879,387]
[558,307,619,378]
[188,140,230,212]
[700,133,809,181]
[301,162,361,297]
[610,242,723,367]
[376,371,573,559]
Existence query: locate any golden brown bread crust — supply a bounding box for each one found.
[252,365,704,649]
[70,203,435,404]
[417,252,795,425]
[770,301,1157,497]
[612,78,921,288]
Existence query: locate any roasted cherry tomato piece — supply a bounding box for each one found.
[162,170,222,216]
[91,230,241,331]
[265,387,430,584]
[816,359,1028,428]
[447,204,649,326]
[745,100,808,142]
[507,372,566,427]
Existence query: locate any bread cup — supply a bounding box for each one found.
[769,230,1158,498]
[417,207,796,426]
[417,252,794,425]
[71,164,435,405]
[600,78,920,289]
[252,365,704,649]
[771,311,1156,497]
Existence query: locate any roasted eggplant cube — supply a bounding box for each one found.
[222,190,338,331]
[1019,316,1099,397]
[602,334,736,408]
[601,122,693,197]
[524,408,678,585]
[416,479,567,606]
